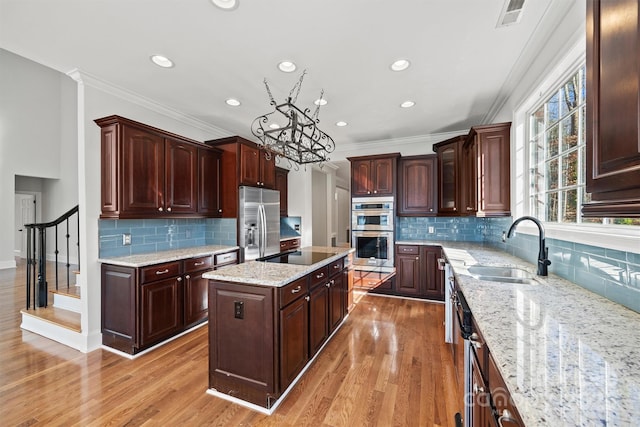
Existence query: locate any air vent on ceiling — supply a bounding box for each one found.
[497,0,525,28]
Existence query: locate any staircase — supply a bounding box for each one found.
[20,206,85,349]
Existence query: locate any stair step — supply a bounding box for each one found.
[20,306,81,332]
[51,286,81,299]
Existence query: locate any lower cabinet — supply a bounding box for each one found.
[101,250,238,355]
[394,244,444,301]
[209,255,349,408]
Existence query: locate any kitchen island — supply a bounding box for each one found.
[203,246,354,414]
[438,242,640,426]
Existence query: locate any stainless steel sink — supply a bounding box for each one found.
[466,265,537,284]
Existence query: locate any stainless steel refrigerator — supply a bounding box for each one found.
[239,186,281,261]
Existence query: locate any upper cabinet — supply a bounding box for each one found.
[348,153,400,197]
[198,148,222,216]
[275,167,289,217]
[433,123,511,217]
[584,0,640,217]
[205,136,277,218]
[397,155,438,216]
[95,115,222,219]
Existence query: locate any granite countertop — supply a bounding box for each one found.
[98,245,239,267]
[440,242,640,426]
[203,246,354,287]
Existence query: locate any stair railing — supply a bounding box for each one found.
[24,205,80,309]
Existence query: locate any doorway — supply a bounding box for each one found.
[14,193,38,259]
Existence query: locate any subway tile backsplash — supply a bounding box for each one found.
[98,218,237,258]
[397,216,640,314]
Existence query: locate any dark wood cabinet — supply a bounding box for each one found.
[465,123,511,217]
[279,291,309,388]
[328,258,344,333]
[95,115,221,219]
[280,238,301,252]
[393,244,444,301]
[309,282,329,355]
[275,167,289,217]
[433,135,465,215]
[398,155,438,216]
[348,153,400,197]
[584,0,640,217]
[101,250,238,355]
[198,148,222,217]
[205,136,277,218]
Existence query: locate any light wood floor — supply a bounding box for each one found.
[1,260,460,426]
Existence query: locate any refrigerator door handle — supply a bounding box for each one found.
[258,204,267,258]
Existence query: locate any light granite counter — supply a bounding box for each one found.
[203,246,354,287]
[440,242,640,426]
[98,245,239,267]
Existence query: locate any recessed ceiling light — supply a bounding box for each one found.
[210,0,238,10]
[314,98,327,106]
[336,121,348,127]
[269,123,280,129]
[225,98,241,107]
[278,61,297,73]
[400,100,415,108]
[390,59,411,71]
[150,55,174,68]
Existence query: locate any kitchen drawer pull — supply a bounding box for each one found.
[185,275,190,279]
[305,295,310,302]
[473,383,484,394]
[316,272,325,279]
[194,261,205,266]
[155,269,170,275]
[177,277,182,282]
[326,282,331,288]
[469,332,483,348]
[498,409,519,427]
[291,286,302,294]
[333,264,340,269]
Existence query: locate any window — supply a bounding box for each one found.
[527,65,639,226]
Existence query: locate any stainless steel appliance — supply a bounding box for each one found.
[351,197,394,231]
[453,288,473,427]
[351,230,394,270]
[239,186,280,261]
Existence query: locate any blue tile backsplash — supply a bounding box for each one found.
[99,218,237,258]
[397,216,640,313]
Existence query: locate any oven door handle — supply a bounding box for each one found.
[454,413,463,427]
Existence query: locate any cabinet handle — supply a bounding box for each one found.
[177,277,182,282]
[158,207,164,212]
[218,209,222,213]
[185,275,190,279]
[326,282,331,288]
[498,409,519,427]
[466,207,473,211]
[473,383,484,394]
[469,332,483,349]
[305,295,310,302]
[429,208,433,212]
[453,207,457,211]
[194,261,205,266]
[316,272,325,279]
[373,190,377,194]
[415,256,419,260]
[333,264,340,269]
[167,207,172,212]
[155,269,170,275]
[291,285,302,294]
[367,191,371,194]
[437,258,446,270]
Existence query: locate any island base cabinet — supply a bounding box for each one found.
[279,296,309,389]
[208,281,277,408]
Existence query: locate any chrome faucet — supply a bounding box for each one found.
[505,216,551,276]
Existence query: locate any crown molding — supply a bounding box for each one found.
[66,68,231,138]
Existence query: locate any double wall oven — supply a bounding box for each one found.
[351,197,394,271]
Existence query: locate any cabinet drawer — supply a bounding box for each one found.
[279,276,309,308]
[310,266,329,289]
[396,245,419,255]
[184,255,213,273]
[328,258,343,276]
[215,251,238,267]
[140,261,181,284]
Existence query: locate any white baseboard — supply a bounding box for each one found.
[0,259,17,270]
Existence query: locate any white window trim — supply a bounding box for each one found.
[511,35,640,255]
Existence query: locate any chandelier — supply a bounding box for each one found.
[251,70,335,167]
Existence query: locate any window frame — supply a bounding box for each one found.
[511,36,640,254]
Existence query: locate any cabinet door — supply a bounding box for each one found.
[279,296,309,389]
[240,143,261,186]
[140,277,182,347]
[260,154,276,189]
[398,156,437,216]
[351,160,372,196]
[438,142,460,215]
[328,274,343,333]
[101,264,137,352]
[395,253,421,296]
[462,139,478,216]
[275,167,288,216]
[476,125,510,217]
[309,284,329,355]
[584,0,640,215]
[198,148,222,216]
[121,125,165,214]
[165,139,197,214]
[422,246,444,301]
[372,158,394,196]
[183,271,208,328]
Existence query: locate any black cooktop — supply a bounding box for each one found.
[259,250,339,266]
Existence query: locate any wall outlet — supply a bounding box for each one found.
[122,233,132,246]
[428,226,435,234]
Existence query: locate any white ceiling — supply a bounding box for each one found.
[1,0,568,152]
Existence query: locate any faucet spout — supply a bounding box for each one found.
[506,216,551,276]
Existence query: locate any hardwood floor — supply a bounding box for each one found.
[0,260,460,426]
